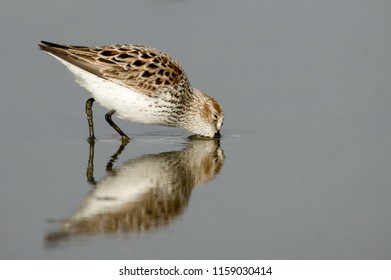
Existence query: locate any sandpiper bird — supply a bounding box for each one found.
[38,41,224,142]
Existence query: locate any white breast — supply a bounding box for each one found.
[48,54,170,124]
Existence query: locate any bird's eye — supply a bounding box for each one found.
[212,114,218,120]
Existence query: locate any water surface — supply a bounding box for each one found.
[1,0,391,259]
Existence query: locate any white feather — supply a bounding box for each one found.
[47,53,169,124]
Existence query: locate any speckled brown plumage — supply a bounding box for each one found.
[39,41,224,138]
[39,42,191,99]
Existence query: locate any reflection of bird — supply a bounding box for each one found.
[45,140,224,246]
[38,41,224,141]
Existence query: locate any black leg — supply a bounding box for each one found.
[85,98,96,143]
[105,109,130,143]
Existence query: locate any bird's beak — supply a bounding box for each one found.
[214,130,221,139]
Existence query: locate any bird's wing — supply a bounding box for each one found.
[38,41,192,98]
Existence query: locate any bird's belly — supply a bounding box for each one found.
[87,78,170,125]
[53,55,171,124]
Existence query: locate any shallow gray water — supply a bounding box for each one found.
[1,0,391,259]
